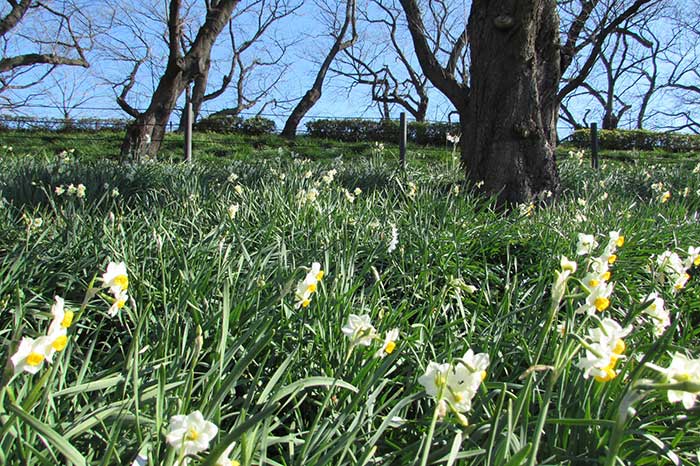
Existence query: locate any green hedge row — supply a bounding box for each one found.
[194,114,276,135]
[0,115,131,132]
[569,128,700,152]
[305,119,460,146]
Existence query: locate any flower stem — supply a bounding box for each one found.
[419,398,441,466]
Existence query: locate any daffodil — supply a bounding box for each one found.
[102,261,129,295]
[47,296,73,335]
[227,204,239,220]
[576,280,614,315]
[108,289,129,317]
[375,328,399,358]
[648,352,700,409]
[418,351,488,414]
[418,361,451,401]
[641,292,669,336]
[577,318,631,382]
[10,336,52,375]
[294,262,324,308]
[387,224,398,253]
[215,444,239,466]
[576,233,598,256]
[341,313,377,346]
[686,246,700,269]
[166,411,218,457]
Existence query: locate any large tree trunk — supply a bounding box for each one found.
[121,69,186,161]
[121,78,184,161]
[464,0,560,204]
[119,0,239,161]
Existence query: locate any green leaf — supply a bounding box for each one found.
[7,402,87,466]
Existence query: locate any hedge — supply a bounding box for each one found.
[305,118,460,146]
[568,128,700,152]
[0,115,131,132]
[194,114,276,135]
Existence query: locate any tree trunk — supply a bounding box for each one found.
[464,0,560,204]
[119,0,240,161]
[281,88,321,138]
[121,69,185,161]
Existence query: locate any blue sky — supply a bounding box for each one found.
[2,0,694,138]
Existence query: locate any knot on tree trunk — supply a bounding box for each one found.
[513,119,538,139]
[493,15,514,30]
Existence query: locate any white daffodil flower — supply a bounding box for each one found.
[102,261,129,295]
[375,328,399,358]
[341,313,377,346]
[576,233,598,256]
[641,292,669,336]
[10,336,52,375]
[166,411,218,457]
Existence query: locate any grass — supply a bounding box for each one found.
[0,141,699,465]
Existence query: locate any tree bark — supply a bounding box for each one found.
[120,0,240,161]
[463,0,560,204]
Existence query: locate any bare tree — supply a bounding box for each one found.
[0,0,93,106]
[177,0,299,131]
[332,0,431,121]
[115,0,241,160]
[42,68,100,128]
[281,0,357,139]
[397,0,657,203]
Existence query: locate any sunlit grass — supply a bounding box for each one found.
[0,147,699,465]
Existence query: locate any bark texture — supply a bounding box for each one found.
[119,0,239,161]
[464,0,560,203]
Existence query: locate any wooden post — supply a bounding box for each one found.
[184,85,193,163]
[399,112,407,169]
[591,122,598,169]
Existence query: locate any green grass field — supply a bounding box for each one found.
[0,139,699,465]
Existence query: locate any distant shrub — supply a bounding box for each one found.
[305,118,460,146]
[195,112,275,135]
[0,115,130,132]
[569,128,700,152]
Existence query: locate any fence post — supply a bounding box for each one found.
[399,112,407,169]
[591,122,598,169]
[184,85,193,163]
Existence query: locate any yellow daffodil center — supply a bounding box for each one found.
[301,299,311,308]
[52,335,68,351]
[588,279,600,288]
[607,255,617,265]
[616,236,625,247]
[480,370,487,381]
[594,365,617,382]
[27,352,44,366]
[674,372,691,383]
[594,297,610,312]
[185,426,199,441]
[307,283,317,293]
[612,339,625,355]
[385,341,396,354]
[435,373,447,388]
[61,310,74,328]
[674,274,690,290]
[694,257,700,266]
[114,275,128,290]
[316,271,324,281]
[453,391,464,403]
[602,271,611,281]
